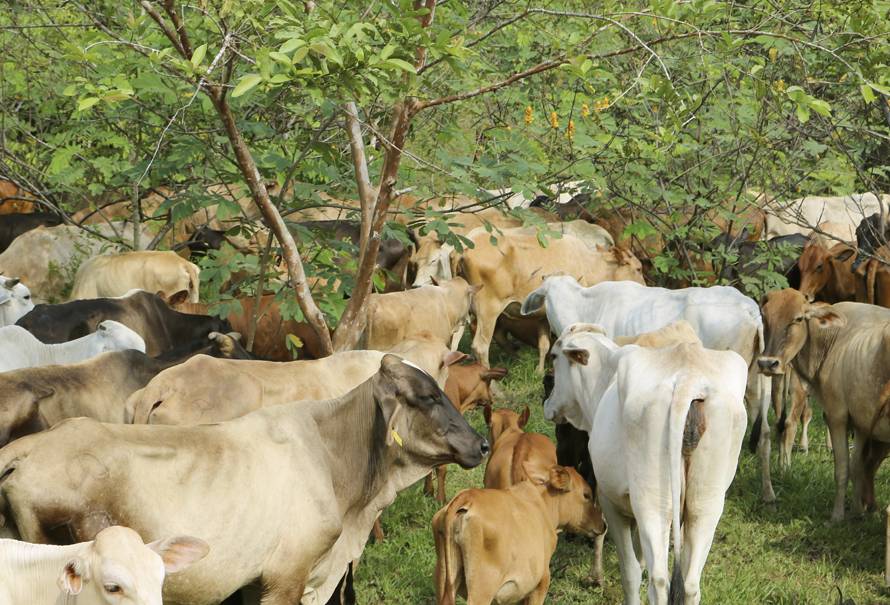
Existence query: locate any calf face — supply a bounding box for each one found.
[544,327,612,429]
[483,406,528,444]
[63,526,208,605]
[524,462,606,537]
[758,288,844,375]
[0,277,33,326]
[375,355,489,469]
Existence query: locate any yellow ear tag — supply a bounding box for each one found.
[391,429,404,448]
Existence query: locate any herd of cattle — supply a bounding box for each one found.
[2,181,890,604]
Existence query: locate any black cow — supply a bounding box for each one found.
[0,212,62,252]
[542,372,595,490]
[293,219,417,291]
[15,290,231,357]
[854,212,889,270]
[717,233,808,292]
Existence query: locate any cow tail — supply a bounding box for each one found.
[668,376,708,605]
[747,318,765,454]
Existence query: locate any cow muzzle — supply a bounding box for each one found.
[451,433,490,469]
[757,356,784,375]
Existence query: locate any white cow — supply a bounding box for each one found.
[0,276,33,326]
[521,276,775,502]
[0,320,145,372]
[545,325,747,605]
[0,526,208,605]
[764,193,890,240]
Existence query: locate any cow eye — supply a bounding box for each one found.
[584,491,592,500]
[104,584,122,594]
[793,316,804,323]
[23,295,30,300]
[815,264,823,271]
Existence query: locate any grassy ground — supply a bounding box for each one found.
[355,347,890,604]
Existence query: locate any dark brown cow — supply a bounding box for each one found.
[0,213,62,253]
[168,293,326,360]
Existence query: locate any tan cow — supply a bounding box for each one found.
[0,357,489,605]
[481,406,533,489]
[459,228,644,367]
[387,333,468,389]
[759,289,890,521]
[797,242,857,303]
[70,251,200,302]
[432,462,605,605]
[365,278,477,352]
[127,341,464,425]
[0,179,36,215]
[126,350,385,425]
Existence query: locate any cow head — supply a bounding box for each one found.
[374,354,489,469]
[483,406,529,444]
[411,235,454,287]
[758,288,845,375]
[520,275,580,318]
[59,526,208,605]
[522,461,606,538]
[608,247,645,284]
[0,276,34,326]
[92,320,147,355]
[797,242,856,302]
[544,324,615,431]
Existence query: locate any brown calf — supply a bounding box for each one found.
[432,462,605,605]
[425,363,508,504]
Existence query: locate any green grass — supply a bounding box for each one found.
[355,348,890,604]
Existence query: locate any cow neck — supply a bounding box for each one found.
[509,481,558,529]
[0,540,87,604]
[37,334,98,366]
[579,341,623,431]
[310,378,423,514]
[793,318,841,385]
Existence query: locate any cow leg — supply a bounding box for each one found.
[586,532,606,587]
[826,414,850,522]
[436,466,448,504]
[535,323,550,375]
[799,397,813,454]
[470,296,503,368]
[850,429,868,517]
[636,515,669,605]
[757,373,776,503]
[424,472,435,497]
[600,499,641,605]
[677,509,721,605]
[859,439,889,513]
[372,518,385,542]
[450,322,466,352]
[523,568,550,605]
[772,374,792,473]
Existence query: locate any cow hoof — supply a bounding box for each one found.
[582,575,603,588]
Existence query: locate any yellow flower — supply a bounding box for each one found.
[566,119,575,140]
[550,111,559,128]
[768,47,778,63]
[524,106,533,125]
[773,79,785,92]
[594,96,610,112]
[581,103,590,117]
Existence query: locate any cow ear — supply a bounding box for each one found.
[521,290,546,317]
[148,536,210,574]
[58,558,88,595]
[442,351,468,367]
[209,332,235,357]
[564,347,590,366]
[481,367,508,382]
[548,466,572,492]
[166,290,190,307]
[5,278,20,288]
[832,248,855,263]
[518,405,530,428]
[521,460,549,486]
[805,305,846,328]
[429,276,439,287]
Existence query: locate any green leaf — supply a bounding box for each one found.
[810,99,831,117]
[190,43,207,68]
[62,84,77,97]
[279,38,305,54]
[861,83,876,104]
[231,74,262,98]
[77,96,100,111]
[795,104,810,123]
[292,46,310,64]
[385,58,416,73]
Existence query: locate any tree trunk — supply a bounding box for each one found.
[209,89,333,357]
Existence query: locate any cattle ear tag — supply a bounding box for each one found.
[385,403,404,448]
[390,429,404,448]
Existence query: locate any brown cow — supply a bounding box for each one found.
[797,241,857,303]
[758,289,890,521]
[0,179,36,215]
[854,244,890,308]
[168,293,326,360]
[432,462,605,605]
